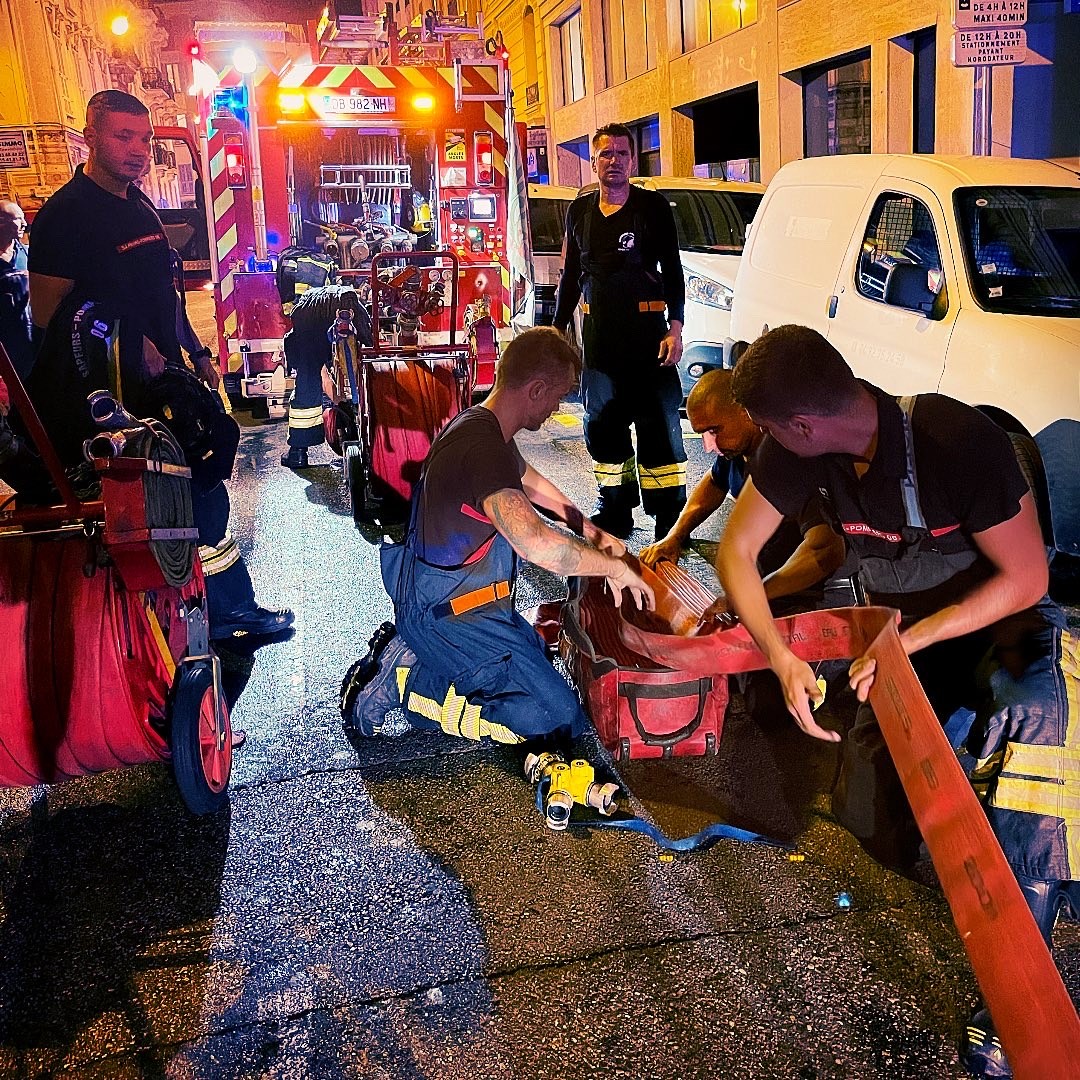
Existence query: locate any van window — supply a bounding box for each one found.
[530,196,573,255]
[664,189,762,254]
[955,186,1080,316]
[856,193,943,306]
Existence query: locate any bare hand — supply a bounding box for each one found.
[605,560,654,611]
[583,520,626,557]
[777,653,838,742]
[639,534,683,568]
[194,351,221,389]
[142,337,167,378]
[848,655,877,703]
[658,330,683,368]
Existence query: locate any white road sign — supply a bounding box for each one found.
[952,26,1027,66]
[954,0,1027,29]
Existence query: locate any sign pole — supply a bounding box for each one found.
[972,63,992,155]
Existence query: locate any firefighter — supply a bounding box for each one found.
[340,327,652,753]
[25,90,293,647]
[714,325,1079,1078]
[553,123,686,542]
[280,285,371,469]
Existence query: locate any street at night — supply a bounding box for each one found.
[1,370,1078,1075]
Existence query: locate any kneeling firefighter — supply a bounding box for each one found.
[280,285,372,470]
[5,291,293,645]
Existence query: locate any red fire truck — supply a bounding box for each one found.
[191,5,523,412]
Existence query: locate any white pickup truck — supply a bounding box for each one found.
[729,153,1080,573]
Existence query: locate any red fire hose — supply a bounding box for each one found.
[620,559,1080,1080]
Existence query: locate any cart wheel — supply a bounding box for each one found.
[345,444,367,521]
[170,662,231,815]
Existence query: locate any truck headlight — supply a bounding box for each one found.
[685,271,734,311]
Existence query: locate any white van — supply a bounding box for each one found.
[575,177,765,396]
[730,154,1080,565]
[526,182,578,327]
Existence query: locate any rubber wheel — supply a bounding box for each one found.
[170,662,231,815]
[346,444,367,521]
[1008,431,1054,547]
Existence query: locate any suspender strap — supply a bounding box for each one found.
[897,395,928,532]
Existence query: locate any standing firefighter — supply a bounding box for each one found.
[553,123,686,541]
[280,285,371,469]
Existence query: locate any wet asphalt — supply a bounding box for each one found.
[0,296,1077,1078]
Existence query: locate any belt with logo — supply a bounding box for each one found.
[434,579,511,618]
[581,300,666,315]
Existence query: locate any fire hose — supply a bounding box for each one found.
[617,560,1080,1080]
[84,392,195,588]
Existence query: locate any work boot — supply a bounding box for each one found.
[653,509,681,543]
[280,445,309,469]
[959,1007,1010,1078]
[211,605,295,641]
[340,622,417,737]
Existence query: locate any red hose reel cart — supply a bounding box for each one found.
[0,348,234,814]
[329,251,477,522]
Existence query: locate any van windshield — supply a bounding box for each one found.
[955,186,1080,316]
[664,190,763,255]
[530,197,573,255]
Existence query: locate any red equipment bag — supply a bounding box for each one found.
[558,572,727,761]
[363,355,472,506]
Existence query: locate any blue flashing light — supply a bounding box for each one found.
[213,84,249,125]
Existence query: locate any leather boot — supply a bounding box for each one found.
[280,445,309,469]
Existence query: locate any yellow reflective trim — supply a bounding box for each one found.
[217,224,238,264]
[407,690,442,725]
[199,537,240,576]
[396,665,408,700]
[484,103,501,134]
[288,405,324,430]
[639,462,686,478]
[639,462,687,490]
[405,685,522,744]
[459,698,481,741]
[1062,629,1080,747]
[1003,742,1080,783]
[992,775,1080,820]
[398,66,434,88]
[359,65,394,89]
[594,459,636,486]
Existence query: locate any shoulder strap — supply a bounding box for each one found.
[897,395,927,531]
[580,190,601,259]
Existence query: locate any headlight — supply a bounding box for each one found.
[685,271,734,311]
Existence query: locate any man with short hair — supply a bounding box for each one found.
[553,123,686,542]
[341,326,652,749]
[0,201,32,381]
[26,90,292,646]
[715,323,1078,1077]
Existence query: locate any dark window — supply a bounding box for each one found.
[912,28,936,154]
[956,186,1080,316]
[529,197,573,254]
[664,189,763,254]
[856,193,944,311]
[804,51,871,158]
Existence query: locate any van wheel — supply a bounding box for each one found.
[1008,432,1053,548]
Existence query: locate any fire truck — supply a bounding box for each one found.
[191,4,523,411]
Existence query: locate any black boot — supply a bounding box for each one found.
[281,445,309,469]
[958,877,1071,1078]
[589,484,637,540]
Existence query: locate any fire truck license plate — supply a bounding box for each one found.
[318,94,395,114]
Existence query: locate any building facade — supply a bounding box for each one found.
[0,0,186,215]
[480,0,1080,185]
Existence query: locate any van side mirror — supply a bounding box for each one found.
[884,263,938,316]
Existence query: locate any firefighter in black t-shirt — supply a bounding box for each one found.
[552,123,686,543]
[26,90,293,647]
[713,324,1078,1078]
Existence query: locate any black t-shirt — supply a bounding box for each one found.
[28,166,181,371]
[751,383,1029,615]
[553,186,685,330]
[414,406,526,568]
